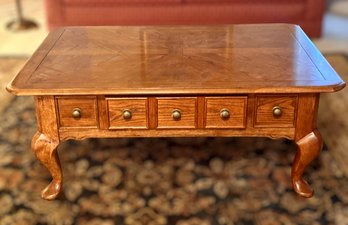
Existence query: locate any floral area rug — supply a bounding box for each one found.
[0,56,348,225]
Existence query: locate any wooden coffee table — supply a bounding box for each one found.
[7,24,345,200]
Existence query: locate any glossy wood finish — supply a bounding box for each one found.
[148,97,158,129]
[107,98,148,129]
[289,93,322,198]
[6,25,346,200]
[205,97,247,128]
[292,129,323,198]
[157,97,197,129]
[35,96,60,140]
[57,95,296,140]
[254,95,297,128]
[59,126,295,140]
[56,96,98,128]
[34,96,62,200]
[7,24,345,96]
[32,132,61,200]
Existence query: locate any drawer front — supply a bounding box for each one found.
[157,97,197,128]
[254,95,297,128]
[57,97,98,127]
[107,98,147,129]
[205,97,247,128]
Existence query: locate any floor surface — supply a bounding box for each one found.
[0,0,47,56]
[0,0,348,56]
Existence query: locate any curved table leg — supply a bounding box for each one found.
[292,129,323,198]
[32,132,62,200]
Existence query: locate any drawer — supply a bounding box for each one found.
[254,95,297,128]
[107,98,147,129]
[205,97,247,128]
[157,97,196,128]
[57,96,98,127]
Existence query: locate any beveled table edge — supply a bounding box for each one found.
[6,23,346,96]
[5,82,346,96]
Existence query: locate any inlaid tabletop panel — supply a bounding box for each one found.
[7,24,345,95]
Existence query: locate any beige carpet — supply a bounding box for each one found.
[0,0,47,56]
[329,0,348,17]
[1,0,348,56]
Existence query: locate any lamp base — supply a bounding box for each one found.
[6,19,38,31]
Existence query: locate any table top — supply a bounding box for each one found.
[7,24,345,96]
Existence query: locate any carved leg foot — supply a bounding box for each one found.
[32,132,62,200]
[292,129,323,198]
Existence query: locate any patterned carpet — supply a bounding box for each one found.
[0,56,348,225]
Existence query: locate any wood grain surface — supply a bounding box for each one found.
[292,129,323,198]
[107,98,148,129]
[205,96,247,128]
[7,24,345,96]
[33,96,62,200]
[254,95,297,128]
[9,24,346,200]
[157,97,197,129]
[56,96,98,128]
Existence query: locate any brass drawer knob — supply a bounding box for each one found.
[123,109,132,120]
[72,108,81,119]
[220,108,230,119]
[172,109,181,120]
[272,106,282,117]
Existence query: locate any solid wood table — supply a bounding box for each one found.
[7,24,345,200]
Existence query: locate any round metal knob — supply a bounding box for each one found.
[272,106,282,117]
[123,110,132,120]
[172,109,181,120]
[220,108,230,119]
[72,108,81,119]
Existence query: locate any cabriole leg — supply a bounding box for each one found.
[32,131,62,200]
[292,129,323,198]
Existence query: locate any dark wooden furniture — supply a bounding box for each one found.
[7,24,345,200]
